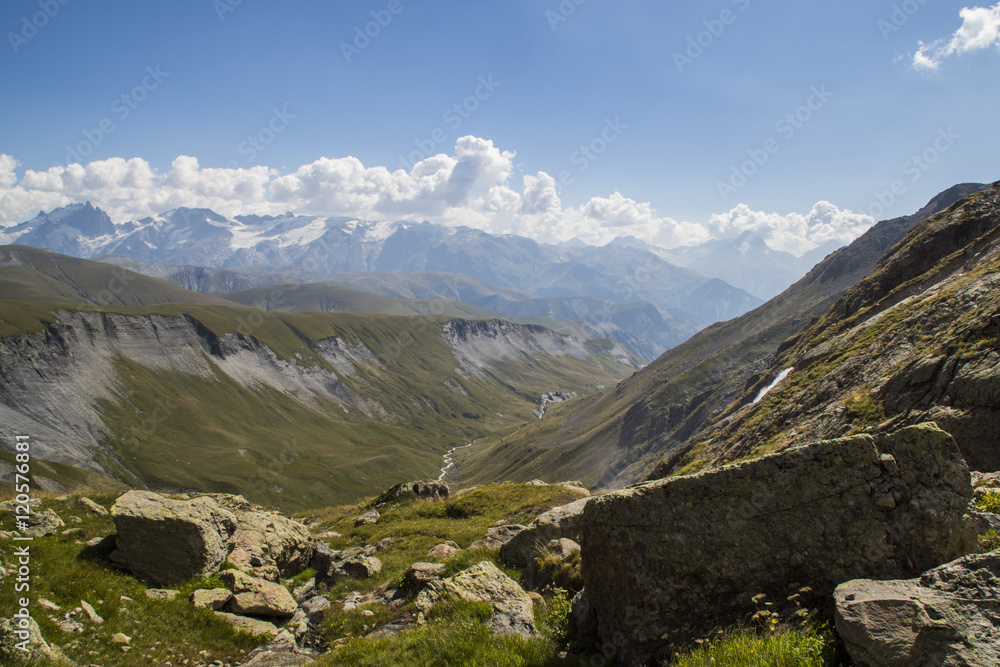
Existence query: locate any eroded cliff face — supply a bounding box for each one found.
[0,311,379,472]
[0,309,638,504]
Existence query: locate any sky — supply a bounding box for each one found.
[0,0,997,255]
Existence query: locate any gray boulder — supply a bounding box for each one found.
[500,497,592,567]
[214,611,279,638]
[110,491,238,585]
[220,570,298,618]
[416,561,538,638]
[355,510,380,526]
[374,479,449,506]
[75,497,108,516]
[469,524,526,550]
[337,555,382,579]
[579,423,978,666]
[404,562,446,589]
[12,509,65,537]
[227,508,315,582]
[190,588,232,611]
[835,552,1000,667]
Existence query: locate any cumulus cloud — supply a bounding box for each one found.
[705,201,874,255]
[0,137,874,256]
[913,3,1000,71]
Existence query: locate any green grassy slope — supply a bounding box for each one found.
[0,294,635,510]
[0,245,235,308]
[220,283,503,319]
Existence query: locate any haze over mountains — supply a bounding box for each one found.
[0,202,830,360]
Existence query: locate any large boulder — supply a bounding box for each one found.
[416,561,538,638]
[110,491,238,585]
[579,424,978,666]
[500,497,592,567]
[835,552,1000,667]
[211,495,315,581]
[220,570,298,618]
[374,480,450,506]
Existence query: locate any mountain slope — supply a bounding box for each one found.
[0,245,236,308]
[453,182,991,490]
[664,181,1000,474]
[0,301,640,510]
[0,253,642,510]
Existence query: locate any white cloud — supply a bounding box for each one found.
[705,201,874,256]
[913,3,1000,71]
[0,138,875,256]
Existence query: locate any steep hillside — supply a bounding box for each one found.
[454,183,990,490]
[0,296,640,510]
[220,283,501,319]
[659,181,1000,474]
[0,245,236,308]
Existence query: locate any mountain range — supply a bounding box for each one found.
[0,203,832,360]
[454,181,994,489]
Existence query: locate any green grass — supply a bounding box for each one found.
[670,627,836,667]
[975,492,1000,514]
[0,494,266,666]
[318,613,558,666]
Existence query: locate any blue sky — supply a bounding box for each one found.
[0,0,997,254]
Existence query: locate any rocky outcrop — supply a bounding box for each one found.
[355,510,380,526]
[110,491,238,585]
[309,543,382,583]
[211,495,315,581]
[213,612,279,638]
[468,524,525,551]
[416,561,538,638]
[404,562,446,588]
[190,588,232,611]
[373,480,450,506]
[500,497,592,567]
[220,570,298,618]
[835,552,1000,667]
[579,424,978,666]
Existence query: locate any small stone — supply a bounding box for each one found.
[81,600,103,624]
[427,541,461,560]
[38,598,60,611]
[355,510,380,526]
[111,633,131,645]
[146,589,180,601]
[76,497,109,516]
